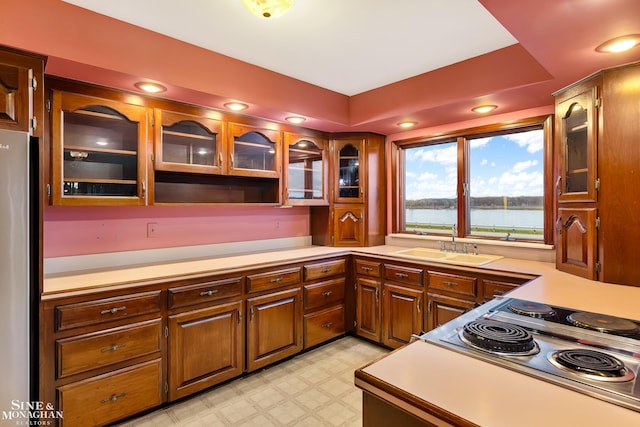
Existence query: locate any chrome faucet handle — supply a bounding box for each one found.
[473,243,478,255]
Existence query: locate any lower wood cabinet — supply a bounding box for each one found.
[41,253,530,426]
[167,300,243,401]
[355,277,381,342]
[57,359,162,427]
[246,287,303,371]
[426,293,477,330]
[381,283,423,348]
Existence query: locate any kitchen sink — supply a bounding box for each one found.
[392,247,503,266]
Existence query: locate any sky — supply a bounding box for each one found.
[404,129,544,200]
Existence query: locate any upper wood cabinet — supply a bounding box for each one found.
[0,47,44,134]
[554,61,640,286]
[283,132,329,206]
[311,133,386,247]
[153,109,224,175]
[50,91,148,206]
[227,122,281,179]
[333,138,364,203]
[556,79,600,203]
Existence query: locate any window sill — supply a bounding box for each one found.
[385,233,555,263]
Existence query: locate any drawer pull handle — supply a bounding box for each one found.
[101,392,126,404]
[322,290,333,297]
[200,289,219,297]
[361,266,373,271]
[321,267,332,273]
[395,272,409,278]
[322,322,333,328]
[100,306,126,315]
[443,281,458,287]
[269,277,283,283]
[100,343,126,353]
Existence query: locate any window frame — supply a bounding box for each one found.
[391,115,554,245]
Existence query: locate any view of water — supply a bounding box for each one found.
[406,209,544,230]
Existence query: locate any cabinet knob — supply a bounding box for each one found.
[321,290,333,297]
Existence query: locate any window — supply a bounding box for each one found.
[395,116,552,244]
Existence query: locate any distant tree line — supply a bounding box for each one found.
[406,196,543,209]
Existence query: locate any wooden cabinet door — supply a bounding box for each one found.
[283,132,329,206]
[556,81,599,203]
[246,287,302,371]
[556,206,598,280]
[333,204,365,246]
[167,301,243,401]
[332,138,365,203]
[154,109,224,175]
[382,284,423,349]
[50,91,148,206]
[227,122,281,179]
[0,48,43,133]
[355,277,381,342]
[426,293,476,331]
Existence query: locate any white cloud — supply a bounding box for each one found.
[512,159,539,173]
[480,159,488,166]
[503,130,544,153]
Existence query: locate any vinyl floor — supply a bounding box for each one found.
[113,336,389,427]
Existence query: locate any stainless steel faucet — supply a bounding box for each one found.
[451,224,457,252]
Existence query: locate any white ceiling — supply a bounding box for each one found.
[62,0,517,96]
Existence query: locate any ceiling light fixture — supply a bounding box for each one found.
[596,34,640,53]
[134,81,166,93]
[242,0,294,19]
[224,102,249,111]
[285,116,306,124]
[472,105,498,114]
[397,121,417,128]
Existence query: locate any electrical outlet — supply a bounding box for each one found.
[147,222,158,238]
[275,220,280,229]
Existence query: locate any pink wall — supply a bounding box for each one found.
[44,206,310,258]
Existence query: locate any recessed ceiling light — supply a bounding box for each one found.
[397,121,417,128]
[224,102,249,111]
[472,105,498,114]
[285,116,306,124]
[596,34,640,53]
[134,81,166,93]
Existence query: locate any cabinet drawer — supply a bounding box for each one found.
[304,304,345,348]
[57,359,162,427]
[384,264,423,287]
[168,277,242,309]
[483,279,519,301]
[55,291,162,331]
[304,278,345,311]
[355,259,381,277]
[56,319,162,379]
[303,259,346,281]
[246,267,301,293]
[428,271,477,297]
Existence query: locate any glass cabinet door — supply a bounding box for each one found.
[283,133,328,205]
[334,139,364,203]
[228,123,280,178]
[154,110,223,174]
[557,86,598,202]
[51,91,147,205]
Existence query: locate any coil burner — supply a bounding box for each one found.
[567,312,640,336]
[460,319,539,356]
[547,349,635,382]
[507,300,556,318]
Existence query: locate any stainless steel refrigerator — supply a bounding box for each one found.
[0,129,36,424]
